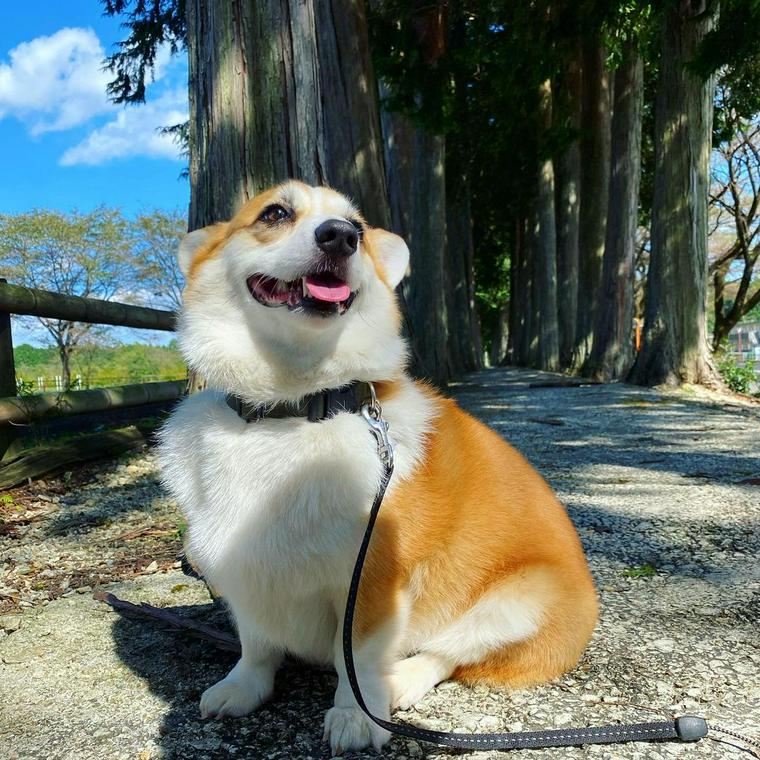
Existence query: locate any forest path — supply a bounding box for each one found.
[1,367,758,759]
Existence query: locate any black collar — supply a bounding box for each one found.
[226,381,373,423]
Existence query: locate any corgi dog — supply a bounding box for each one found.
[158,180,598,755]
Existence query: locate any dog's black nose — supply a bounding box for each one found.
[314,219,358,257]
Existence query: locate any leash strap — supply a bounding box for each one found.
[341,422,709,751]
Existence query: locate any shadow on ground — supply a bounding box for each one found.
[102,368,759,759]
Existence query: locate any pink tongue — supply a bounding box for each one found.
[304,275,351,303]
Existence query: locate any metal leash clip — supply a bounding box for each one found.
[361,382,394,469]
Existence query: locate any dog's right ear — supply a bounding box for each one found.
[365,228,410,288]
[178,224,227,278]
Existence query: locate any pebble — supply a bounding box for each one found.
[0,615,21,632]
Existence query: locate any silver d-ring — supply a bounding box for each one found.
[366,381,381,418]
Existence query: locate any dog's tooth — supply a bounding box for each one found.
[302,277,308,298]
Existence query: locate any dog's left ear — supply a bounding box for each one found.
[365,228,410,288]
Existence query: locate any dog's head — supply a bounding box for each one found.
[177,181,410,401]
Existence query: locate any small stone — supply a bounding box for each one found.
[0,615,21,632]
[75,585,92,594]
[406,740,422,757]
[555,713,573,725]
[652,638,675,653]
[142,561,159,574]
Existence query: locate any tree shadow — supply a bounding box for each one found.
[43,472,168,537]
[100,367,758,757]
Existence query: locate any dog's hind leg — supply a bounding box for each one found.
[390,651,454,709]
[200,621,283,719]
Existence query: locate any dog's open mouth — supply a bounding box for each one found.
[246,273,357,316]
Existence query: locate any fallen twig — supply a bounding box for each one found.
[93,590,240,653]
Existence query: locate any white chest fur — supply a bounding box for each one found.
[158,381,434,663]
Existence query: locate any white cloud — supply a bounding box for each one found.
[0,27,112,134]
[59,87,187,166]
[0,27,187,165]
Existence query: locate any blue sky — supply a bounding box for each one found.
[0,2,189,217]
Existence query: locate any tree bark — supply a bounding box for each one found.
[508,215,532,366]
[532,79,560,371]
[586,43,643,381]
[445,174,483,372]
[378,2,451,386]
[186,0,390,231]
[574,37,612,369]
[555,42,583,369]
[629,0,720,387]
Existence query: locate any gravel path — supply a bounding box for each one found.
[1,367,759,760]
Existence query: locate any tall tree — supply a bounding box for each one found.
[376,1,452,385]
[531,78,560,370]
[186,0,390,231]
[586,41,644,380]
[575,34,612,369]
[629,0,720,386]
[555,41,583,368]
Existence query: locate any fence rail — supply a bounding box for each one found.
[0,279,185,462]
[0,380,187,425]
[0,281,176,331]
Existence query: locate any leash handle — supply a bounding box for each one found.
[342,430,709,751]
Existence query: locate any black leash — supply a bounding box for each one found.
[341,402,714,752]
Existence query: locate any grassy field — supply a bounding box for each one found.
[14,341,187,392]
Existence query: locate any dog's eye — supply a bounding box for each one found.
[349,219,365,239]
[259,204,291,224]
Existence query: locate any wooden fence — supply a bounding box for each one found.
[0,279,185,462]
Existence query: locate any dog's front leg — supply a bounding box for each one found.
[200,619,282,719]
[323,597,403,754]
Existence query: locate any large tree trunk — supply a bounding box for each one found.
[186,0,389,230]
[532,79,560,371]
[445,174,483,372]
[508,215,532,366]
[555,43,583,369]
[586,43,643,381]
[574,36,612,369]
[378,3,451,386]
[629,0,720,387]
[382,112,450,385]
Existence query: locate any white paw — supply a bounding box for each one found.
[323,706,390,755]
[200,670,273,719]
[391,654,449,710]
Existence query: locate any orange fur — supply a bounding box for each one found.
[359,386,598,688]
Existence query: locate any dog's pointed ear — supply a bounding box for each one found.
[178,228,210,278]
[365,228,410,288]
[178,224,227,278]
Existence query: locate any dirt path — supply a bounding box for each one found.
[1,368,758,759]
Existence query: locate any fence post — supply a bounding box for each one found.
[0,278,18,461]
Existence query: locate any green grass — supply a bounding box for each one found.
[14,341,187,391]
[622,564,657,578]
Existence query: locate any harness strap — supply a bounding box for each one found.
[342,456,710,751]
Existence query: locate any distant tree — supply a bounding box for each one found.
[709,110,760,347]
[0,210,131,389]
[132,209,186,311]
